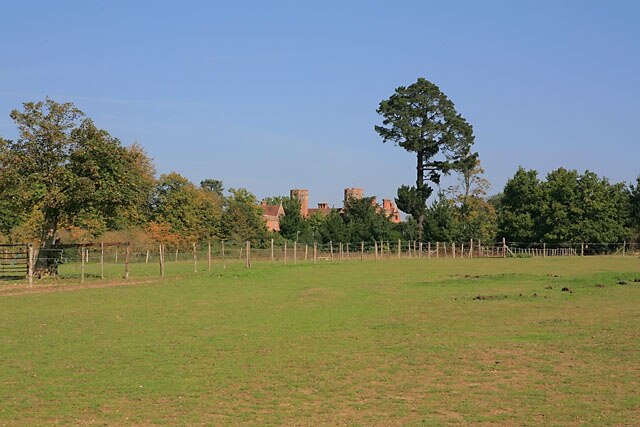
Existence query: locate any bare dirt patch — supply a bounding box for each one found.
[0,278,162,297]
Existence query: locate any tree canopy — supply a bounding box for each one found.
[376,77,476,242]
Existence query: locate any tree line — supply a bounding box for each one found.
[1,89,638,272]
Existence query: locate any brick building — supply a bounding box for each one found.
[261,188,401,232]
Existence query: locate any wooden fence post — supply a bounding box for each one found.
[502,237,506,258]
[330,241,334,262]
[284,241,287,265]
[581,242,584,257]
[28,244,34,285]
[145,249,150,264]
[193,242,198,272]
[207,241,212,271]
[419,242,423,258]
[427,242,431,259]
[159,244,165,277]
[623,241,626,256]
[245,241,251,268]
[470,239,474,259]
[305,244,308,261]
[361,241,364,261]
[175,248,178,262]
[398,239,401,259]
[313,242,317,264]
[115,247,118,263]
[374,241,378,260]
[81,247,86,283]
[339,242,343,261]
[436,242,440,258]
[100,242,104,280]
[124,243,130,279]
[271,238,275,264]
[346,243,350,259]
[221,240,226,269]
[294,241,297,264]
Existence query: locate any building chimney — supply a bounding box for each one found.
[383,199,392,210]
[344,187,364,204]
[290,189,309,217]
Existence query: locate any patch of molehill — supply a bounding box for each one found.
[561,287,573,293]
[473,295,507,301]
[595,284,605,288]
[617,281,628,285]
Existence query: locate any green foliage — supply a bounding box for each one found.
[629,176,640,241]
[200,179,224,198]
[0,99,155,272]
[221,188,267,242]
[278,197,313,243]
[498,167,544,243]
[376,77,476,241]
[498,167,631,243]
[152,172,222,240]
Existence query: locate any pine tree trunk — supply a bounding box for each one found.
[416,150,425,243]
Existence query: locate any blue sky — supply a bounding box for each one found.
[1,1,638,207]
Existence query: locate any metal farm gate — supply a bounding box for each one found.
[0,244,29,279]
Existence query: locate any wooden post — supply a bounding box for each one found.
[398,239,401,259]
[339,242,343,260]
[245,241,251,268]
[115,247,118,263]
[543,243,546,258]
[100,242,104,280]
[502,237,507,258]
[124,243,130,279]
[461,243,465,258]
[158,243,164,277]
[374,241,378,260]
[623,241,626,256]
[294,241,297,264]
[408,241,412,258]
[452,242,456,259]
[361,241,364,261]
[207,241,212,272]
[470,239,474,259]
[436,242,440,258]
[305,244,308,261]
[221,240,226,269]
[193,242,198,272]
[284,241,287,265]
[271,238,275,264]
[313,242,317,264]
[81,247,86,283]
[145,249,150,264]
[174,248,178,262]
[419,242,423,258]
[330,241,334,262]
[346,243,350,259]
[581,242,584,257]
[28,244,34,285]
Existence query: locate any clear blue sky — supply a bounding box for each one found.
[1,0,638,207]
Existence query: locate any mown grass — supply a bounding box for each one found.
[0,257,639,425]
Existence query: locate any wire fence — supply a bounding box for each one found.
[1,239,638,283]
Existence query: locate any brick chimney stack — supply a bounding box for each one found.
[290,189,309,217]
[344,187,364,204]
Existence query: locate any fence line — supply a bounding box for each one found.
[2,239,638,283]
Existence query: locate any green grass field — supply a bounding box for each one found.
[1,257,639,425]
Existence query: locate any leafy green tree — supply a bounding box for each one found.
[342,196,396,243]
[278,197,313,243]
[497,167,544,243]
[318,210,349,243]
[375,77,476,242]
[200,179,224,198]
[221,188,267,242]
[1,99,154,273]
[630,176,640,241]
[424,192,460,242]
[153,173,221,240]
[447,158,496,242]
